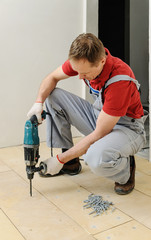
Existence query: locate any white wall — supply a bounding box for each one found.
[84,0,98,103]
[0,0,86,147]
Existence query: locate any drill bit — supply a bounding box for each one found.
[30,179,32,197]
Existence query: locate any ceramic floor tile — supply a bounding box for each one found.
[33,173,131,235]
[135,170,151,196]
[0,209,25,240]
[66,162,115,196]
[0,171,95,240]
[1,142,151,239]
[135,155,151,176]
[0,145,131,235]
[105,191,151,230]
[0,146,21,161]
[94,220,151,240]
[66,164,151,230]
[0,161,11,173]
[65,162,114,193]
[0,146,24,175]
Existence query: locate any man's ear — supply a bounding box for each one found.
[101,57,106,66]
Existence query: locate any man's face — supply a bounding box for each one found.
[70,57,106,81]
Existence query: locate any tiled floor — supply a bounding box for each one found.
[0,138,151,240]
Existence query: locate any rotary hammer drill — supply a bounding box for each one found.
[23,111,50,196]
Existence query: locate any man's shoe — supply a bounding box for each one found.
[60,157,82,175]
[114,156,135,195]
[60,148,82,175]
[39,157,82,177]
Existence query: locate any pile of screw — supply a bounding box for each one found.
[83,193,115,217]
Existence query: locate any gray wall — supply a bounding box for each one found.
[130,0,149,104]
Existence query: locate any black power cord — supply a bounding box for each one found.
[45,112,53,157]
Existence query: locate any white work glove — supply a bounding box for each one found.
[27,102,43,123]
[40,156,64,175]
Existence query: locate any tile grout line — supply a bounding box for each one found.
[34,185,147,238]
[136,168,151,177]
[1,171,96,239]
[134,188,151,198]
[55,175,151,233]
[93,219,134,237]
[2,161,151,200]
[132,218,151,231]
[0,208,26,240]
[1,147,151,236]
[33,185,98,236]
[1,167,97,237]
[0,170,12,174]
[0,159,30,185]
[107,192,151,232]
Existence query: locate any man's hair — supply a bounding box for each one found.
[68,33,105,65]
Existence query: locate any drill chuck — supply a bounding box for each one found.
[39,162,47,175]
[24,144,39,179]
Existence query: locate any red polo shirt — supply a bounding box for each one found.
[62,48,144,118]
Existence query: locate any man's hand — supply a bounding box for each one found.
[40,156,64,175]
[27,102,43,123]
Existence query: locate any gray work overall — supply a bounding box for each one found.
[45,75,147,184]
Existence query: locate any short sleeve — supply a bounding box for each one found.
[62,60,78,76]
[103,81,133,116]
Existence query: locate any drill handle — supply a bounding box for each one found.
[30,114,38,124]
[30,110,46,124]
[41,110,46,120]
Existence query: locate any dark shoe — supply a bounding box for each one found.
[39,157,82,177]
[60,148,82,175]
[114,156,135,195]
[60,157,82,175]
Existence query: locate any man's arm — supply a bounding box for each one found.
[58,110,120,163]
[36,65,69,103]
[27,66,69,122]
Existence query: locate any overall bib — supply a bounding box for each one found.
[45,75,147,184]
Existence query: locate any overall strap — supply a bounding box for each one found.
[85,75,141,102]
[85,79,100,96]
[104,75,140,90]
[101,75,141,104]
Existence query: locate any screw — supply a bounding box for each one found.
[83,194,115,217]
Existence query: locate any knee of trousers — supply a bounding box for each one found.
[84,145,128,177]
[46,88,63,107]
